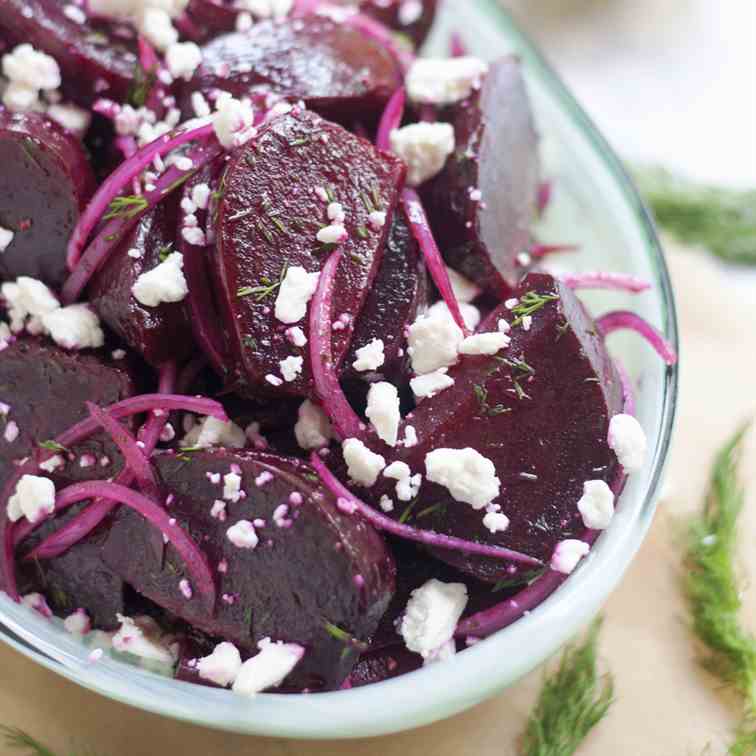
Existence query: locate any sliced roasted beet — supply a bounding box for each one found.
[343,205,427,382]
[0,0,138,107]
[17,503,127,630]
[101,449,395,690]
[423,57,540,297]
[87,196,194,367]
[213,108,404,397]
[186,17,401,124]
[352,0,438,48]
[346,273,623,582]
[0,337,138,490]
[0,111,96,289]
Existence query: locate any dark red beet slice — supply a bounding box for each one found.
[186,17,401,124]
[343,205,427,382]
[101,449,395,691]
[345,273,623,582]
[352,0,437,48]
[213,108,404,397]
[87,196,194,367]
[423,57,540,297]
[0,0,138,107]
[0,111,96,290]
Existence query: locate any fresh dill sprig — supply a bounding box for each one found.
[237,264,288,301]
[683,424,756,753]
[634,166,756,265]
[520,617,614,756]
[38,440,69,454]
[473,384,510,416]
[0,726,58,756]
[511,292,559,328]
[102,195,148,221]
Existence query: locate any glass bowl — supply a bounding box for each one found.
[0,0,679,739]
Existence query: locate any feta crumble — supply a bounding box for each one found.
[577,479,615,530]
[368,210,386,229]
[403,425,418,448]
[2,44,61,112]
[316,223,348,245]
[383,461,422,502]
[550,539,590,575]
[63,609,91,635]
[212,93,256,149]
[197,642,243,687]
[482,511,510,534]
[39,454,64,473]
[294,399,332,450]
[131,252,188,307]
[112,615,176,663]
[410,370,454,400]
[279,355,304,382]
[407,312,463,375]
[274,266,320,324]
[7,474,55,524]
[352,338,385,372]
[389,122,455,186]
[226,519,259,549]
[459,332,510,356]
[427,299,481,332]
[237,0,293,19]
[223,472,243,502]
[286,326,307,347]
[425,447,500,510]
[379,495,394,512]
[1,277,60,333]
[406,57,489,105]
[365,382,401,447]
[400,579,468,659]
[165,41,202,80]
[180,416,246,449]
[0,226,13,252]
[232,637,305,697]
[342,438,386,487]
[42,304,104,350]
[608,414,647,472]
[446,267,480,303]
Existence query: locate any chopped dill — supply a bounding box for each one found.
[473,384,510,416]
[128,61,157,108]
[416,502,446,519]
[103,194,148,221]
[684,424,756,753]
[237,264,288,301]
[511,291,559,328]
[323,621,368,652]
[161,172,193,196]
[356,226,369,239]
[157,243,173,262]
[520,617,614,756]
[0,726,59,756]
[38,440,69,454]
[398,499,418,524]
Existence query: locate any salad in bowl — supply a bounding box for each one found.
[0,0,677,705]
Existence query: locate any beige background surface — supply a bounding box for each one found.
[0,247,754,754]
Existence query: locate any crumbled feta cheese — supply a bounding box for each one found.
[223,472,243,502]
[165,41,202,80]
[365,382,401,447]
[3,421,18,442]
[0,226,14,252]
[63,608,91,635]
[139,7,178,52]
[191,91,211,118]
[390,122,455,186]
[236,0,293,19]
[178,578,193,599]
[279,355,303,382]
[226,519,259,549]
[410,370,454,400]
[232,636,304,697]
[498,318,511,334]
[294,399,332,450]
[406,57,489,105]
[210,500,227,521]
[446,267,480,303]
[427,299,481,332]
[379,495,394,512]
[407,313,463,375]
[550,539,590,574]
[191,182,211,210]
[7,474,55,524]
[517,251,532,267]
[132,252,188,307]
[577,480,615,530]
[398,0,422,25]
[63,4,87,23]
[112,615,176,663]
[326,201,345,223]
[286,326,307,347]
[42,304,104,350]
[352,338,385,372]
[180,415,246,449]
[425,447,500,510]
[265,373,283,387]
[47,102,91,136]
[197,642,242,687]
[21,592,53,618]
[2,43,61,92]
[368,210,386,229]
[39,455,64,473]
[274,265,320,324]
[316,223,348,245]
[403,425,418,448]
[212,93,255,149]
[459,332,510,356]
[505,298,519,310]
[342,438,386,487]
[384,461,422,502]
[608,414,647,472]
[482,511,510,534]
[400,579,468,658]
[521,315,533,331]
[2,82,37,112]
[236,10,253,30]
[2,277,60,333]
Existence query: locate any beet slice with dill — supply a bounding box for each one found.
[185,17,401,125]
[87,195,194,367]
[213,108,405,398]
[423,56,540,297]
[342,204,427,381]
[101,449,395,691]
[0,0,138,107]
[334,273,625,583]
[0,111,96,289]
